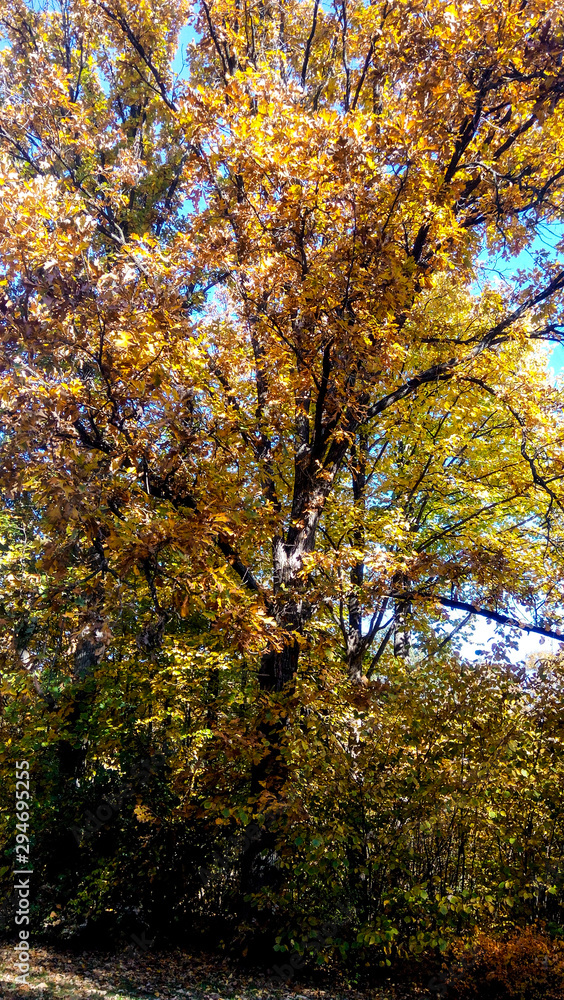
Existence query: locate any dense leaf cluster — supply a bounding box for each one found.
[1,0,564,976]
[1,646,564,969]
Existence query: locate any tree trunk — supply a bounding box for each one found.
[346,433,368,683]
[241,539,308,898]
[392,572,411,658]
[259,634,300,694]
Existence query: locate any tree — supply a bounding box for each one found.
[2,0,564,800]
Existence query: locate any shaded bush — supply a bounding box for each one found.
[1,649,564,975]
[439,929,564,999]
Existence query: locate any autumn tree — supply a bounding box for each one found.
[2,0,564,801]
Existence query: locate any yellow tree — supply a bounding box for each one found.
[2,0,564,714]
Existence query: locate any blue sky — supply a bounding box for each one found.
[459,622,562,663]
[460,224,564,663]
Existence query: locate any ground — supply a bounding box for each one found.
[0,947,424,1000]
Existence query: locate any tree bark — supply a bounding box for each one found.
[392,572,411,658]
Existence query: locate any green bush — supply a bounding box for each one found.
[1,648,563,971]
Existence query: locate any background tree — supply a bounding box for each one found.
[2,0,564,963]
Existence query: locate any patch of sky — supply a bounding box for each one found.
[455,218,564,663]
[477,219,564,379]
[458,616,563,665]
[172,23,199,83]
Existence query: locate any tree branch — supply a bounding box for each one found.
[415,593,564,643]
[301,0,320,88]
[367,265,564,422]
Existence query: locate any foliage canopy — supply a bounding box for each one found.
[1,0,564,968]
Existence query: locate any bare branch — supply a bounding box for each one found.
[301,0,320,89]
